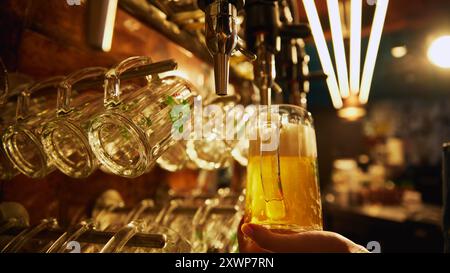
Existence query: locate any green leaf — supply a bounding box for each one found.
[120,127,131,140]
[145,116,152,127]
[165,95,176,106]
[139,115,153,128]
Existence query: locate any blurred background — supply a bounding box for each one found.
[305,0,450,253]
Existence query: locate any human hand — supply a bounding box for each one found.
[238,220,369,253]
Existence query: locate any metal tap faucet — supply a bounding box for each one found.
[198,0,247,96]
[254,33,278,105]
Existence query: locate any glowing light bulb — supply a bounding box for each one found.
[428,36,450,69]
[391,46,407,58]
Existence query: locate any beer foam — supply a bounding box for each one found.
[249,123,317,158]
[279,123,317,157]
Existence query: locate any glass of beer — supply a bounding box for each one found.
[244,104,322,232]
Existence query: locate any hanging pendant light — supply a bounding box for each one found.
[303,0,389,120]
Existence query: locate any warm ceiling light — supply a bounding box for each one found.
[349,0,362,95]
[303,0,343,109]
[337,105,366,121]
[391,46,407,58]
[328,0,350,98]
[428,35,450,69]
[359,0,389,104]
[87,0,118,52]
[302,0,388,111]
[337,94,366,121]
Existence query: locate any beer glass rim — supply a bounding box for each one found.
[2,124,49,178]
[88,111,151,178]
[260,104,314,124]
[41,118,97,178]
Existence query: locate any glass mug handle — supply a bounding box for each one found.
[57,67,107,115]
[100,220,146,253]
[16,76,66,121]
[258,112,287,220]
[1,218,58,253]
[45,219,95,253]
[104,56,153,108]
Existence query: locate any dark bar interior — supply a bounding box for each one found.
[0,0,449,254]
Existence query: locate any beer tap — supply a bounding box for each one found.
[276,0,328,109]
[245,0,314,106]
[287,39,328,109]
[244,0,281,105]
[197,0,323,105]
[197,0,256,96]
[277,36,312,108]
[253,32,279,105]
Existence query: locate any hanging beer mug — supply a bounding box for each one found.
[41,67,107,178]
[185,95,241,170]
[88,56,197,178]
[0,60,17,180]
[2,77,64,178]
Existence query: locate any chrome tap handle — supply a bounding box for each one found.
[236,37,257,61]
[271,81,282,94]
[198,0,245,96]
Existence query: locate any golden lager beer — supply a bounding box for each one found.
[244,105,323,232]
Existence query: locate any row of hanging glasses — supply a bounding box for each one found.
[0,188,244,253]
[0,56,251,180]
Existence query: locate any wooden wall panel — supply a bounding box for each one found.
[13,0,209,82]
